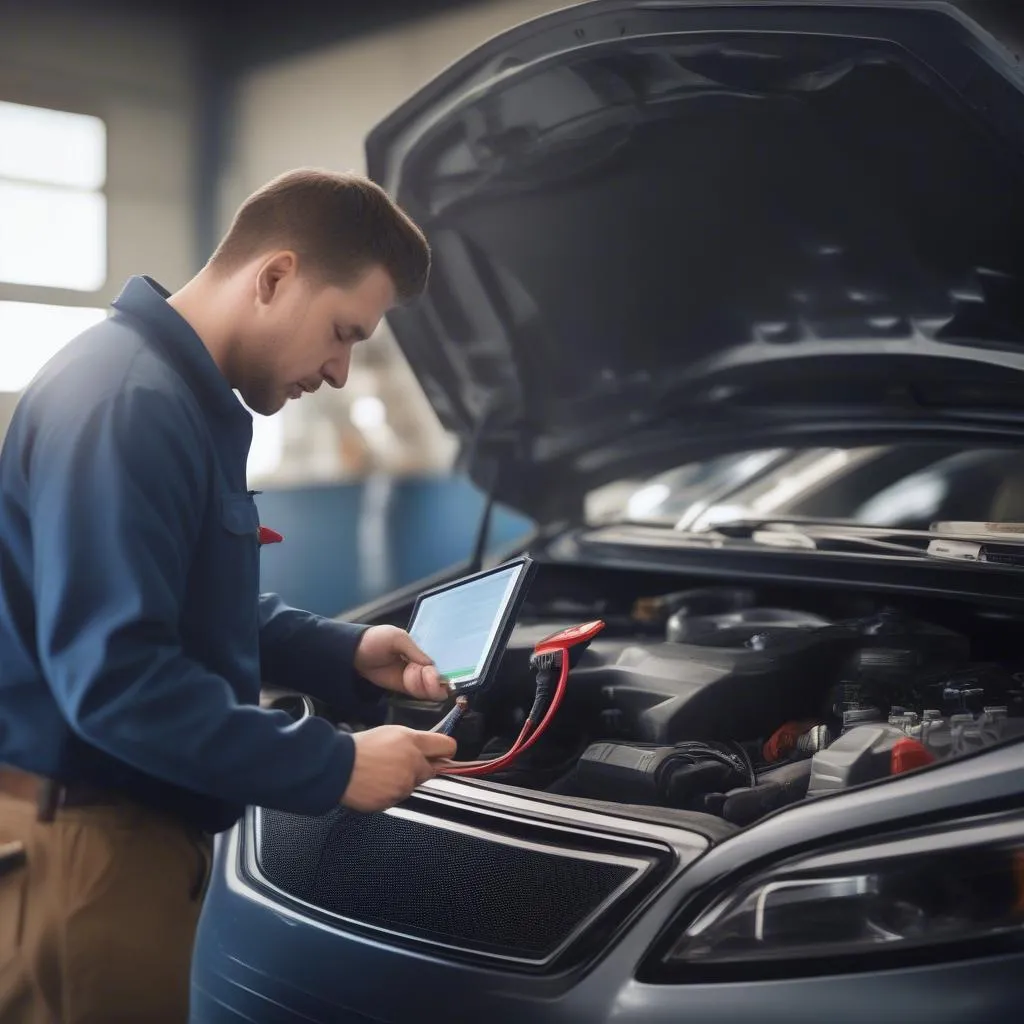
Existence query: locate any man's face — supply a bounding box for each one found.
[237,253,396,416]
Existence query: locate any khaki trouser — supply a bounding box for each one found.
[0,790,212,1024]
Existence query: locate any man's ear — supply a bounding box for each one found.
[255,251,298,306]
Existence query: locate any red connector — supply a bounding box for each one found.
[438,620,605,777]
[533,620,606,655]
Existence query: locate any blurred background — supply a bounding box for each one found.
[0,0,561,616]
[3,0,1023,618]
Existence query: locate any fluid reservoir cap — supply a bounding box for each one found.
[890,737,936,775]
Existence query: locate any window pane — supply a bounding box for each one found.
[0,182,106,291]
[0,101,106,189]
[0,301,107,392]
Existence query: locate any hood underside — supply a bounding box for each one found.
[366,2,1024,521]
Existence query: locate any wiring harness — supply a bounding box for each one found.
[431,620,605,777]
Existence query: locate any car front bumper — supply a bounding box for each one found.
[190,777,1024,1023]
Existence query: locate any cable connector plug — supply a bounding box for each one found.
[526,651,560,725]
[530,650,558,672]
[429,695,470,736]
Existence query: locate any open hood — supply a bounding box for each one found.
[366,1,1024,521]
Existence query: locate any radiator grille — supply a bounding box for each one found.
[251,802,659,967]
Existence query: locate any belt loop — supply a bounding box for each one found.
[36,779,61,823]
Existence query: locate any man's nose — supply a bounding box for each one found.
[322,351,351,390]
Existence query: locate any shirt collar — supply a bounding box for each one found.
[111,275,251,427]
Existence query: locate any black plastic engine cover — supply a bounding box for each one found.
[493,620,867,745]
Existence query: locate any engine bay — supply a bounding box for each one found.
[387,572,1024,828]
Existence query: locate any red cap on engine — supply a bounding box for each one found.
[890,737,936,775]
[762,720,818,763]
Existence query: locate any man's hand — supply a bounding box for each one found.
[353,625,451,701]
[341,725,458,812]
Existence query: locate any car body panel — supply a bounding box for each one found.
[191,744,1024,1022]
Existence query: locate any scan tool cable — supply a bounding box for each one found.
[430,621,605,777]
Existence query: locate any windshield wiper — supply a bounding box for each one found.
[707,518,1024,567]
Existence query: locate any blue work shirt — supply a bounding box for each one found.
[0,276,383,833]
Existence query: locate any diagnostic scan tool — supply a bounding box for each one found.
[407,556,536,695]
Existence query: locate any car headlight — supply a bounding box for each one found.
[647,812,1024,980]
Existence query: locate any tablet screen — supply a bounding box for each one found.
[408,560,530,691]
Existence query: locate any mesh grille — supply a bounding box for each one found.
[255,806,645,963]
[253,806,337,901]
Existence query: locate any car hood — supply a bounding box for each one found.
[366,1,1024,522]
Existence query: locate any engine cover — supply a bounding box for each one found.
[488,606,972,747]
[496,618,867,744]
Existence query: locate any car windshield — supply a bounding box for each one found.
[586,444,1024,533]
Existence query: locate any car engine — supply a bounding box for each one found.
[388,583,1024,828]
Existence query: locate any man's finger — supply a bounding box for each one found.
[414,754,437,786]
[421,665,449,698]
[411,731,458,760]
[392,629,434,667]
[402,663,438,700]
[402,662,425,698]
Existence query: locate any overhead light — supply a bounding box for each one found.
[350,395,387,431]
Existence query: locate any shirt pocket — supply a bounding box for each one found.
[219,491,260,540]
[218,490,261,595]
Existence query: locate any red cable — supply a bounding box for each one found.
[439,647,570,776]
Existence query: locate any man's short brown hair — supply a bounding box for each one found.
[209,169,430,302]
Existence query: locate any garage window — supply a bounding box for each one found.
[0,100,107,292]
[0,101,108,394]
[0,301,107,392]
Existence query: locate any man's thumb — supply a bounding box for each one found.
[412,731,458,759]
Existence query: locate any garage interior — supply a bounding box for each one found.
[3,0,1024,615]
[5,3,1024,1021]
[0,0,560,617]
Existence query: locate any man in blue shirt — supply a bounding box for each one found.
[0,169,456,1023]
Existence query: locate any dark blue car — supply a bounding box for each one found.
[190,3,1024,1020]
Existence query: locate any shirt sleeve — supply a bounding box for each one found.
[27,379,355,816]
[257,595,386,722]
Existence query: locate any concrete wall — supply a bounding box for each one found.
[217,0,570,479]
[0,4,199,432]
[219,0,566,203]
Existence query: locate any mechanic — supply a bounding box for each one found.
[0,168,457,1024]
